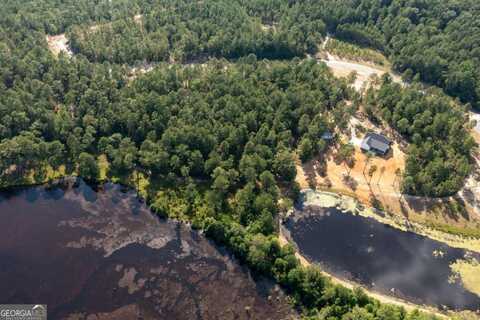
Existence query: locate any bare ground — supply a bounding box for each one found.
[309,43,480,237]
[296,111,408,220]
[318,36,402,91]
[46,34,73,57]
[296,133,480,244]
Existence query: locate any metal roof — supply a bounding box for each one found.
[321,131,334,139]
[365,132,391,145]
[360,138,371,151]
[361,133,391,154]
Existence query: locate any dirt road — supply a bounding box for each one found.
[319,36,402,91]
[303,39,480,238]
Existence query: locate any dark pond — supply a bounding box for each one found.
[0,179,295,320]
[285,206,480,312]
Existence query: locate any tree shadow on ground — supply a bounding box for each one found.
[342,174,358,191]
[398,198,410,219]
[301,160,318,190]
[460,188,480,213]
[403,195,472,223]
[404,196,428,215]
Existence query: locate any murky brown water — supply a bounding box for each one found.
[0,179,295,319]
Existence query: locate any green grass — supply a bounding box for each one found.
[0,164,68,189]
[425,222,480,239]
[450,258,480,297]
[325,39,390,67]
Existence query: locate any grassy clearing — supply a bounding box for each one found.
[425,221,480,240]
[358,206,480,253]
[325,38,390,67]
[450,258,480,297]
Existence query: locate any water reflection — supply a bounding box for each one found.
[285,206,480,311]
[0,179,294,320]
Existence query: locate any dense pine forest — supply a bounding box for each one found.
[8,0,478,108]
[1,0,479,319]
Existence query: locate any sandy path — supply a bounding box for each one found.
[471,111,480,135]
[320,55,403,90]
[319,36,402,91]
[321,57,386,91]
[348,117,364,147]
[457,111,480,218]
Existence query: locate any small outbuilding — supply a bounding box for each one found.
[360,132,391,156]
[321,131,334,141]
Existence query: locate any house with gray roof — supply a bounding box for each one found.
[360,132,391,156]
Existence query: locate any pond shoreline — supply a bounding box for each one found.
[0,180,296,319]
[296,189,480,254]
[281,190,480,317]
[4,179,479,252]
[3,179,478,318]
[278,225,449,318]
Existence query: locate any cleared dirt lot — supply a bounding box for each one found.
[296,137,405,209]
[321,56,387,91]
[46,34,73,57]
[318,37,402,91]
[296,111,406,214]
[46,14,144,57]
[296,141,480,250]
[302,47,480,235]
